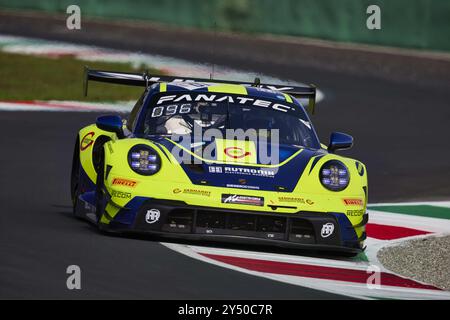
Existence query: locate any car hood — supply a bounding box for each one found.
[150,137,324,192]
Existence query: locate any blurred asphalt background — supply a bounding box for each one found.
[0,4,449,299]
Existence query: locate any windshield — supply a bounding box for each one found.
[139,97,319,148]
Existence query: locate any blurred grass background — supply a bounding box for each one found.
[0,52,156,101]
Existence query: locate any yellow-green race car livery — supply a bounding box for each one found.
[71,69,368,255]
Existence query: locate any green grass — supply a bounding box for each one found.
[0,51,160,101]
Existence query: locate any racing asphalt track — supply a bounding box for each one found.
[1,11,450,299]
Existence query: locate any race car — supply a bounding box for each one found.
[71,68,368,255]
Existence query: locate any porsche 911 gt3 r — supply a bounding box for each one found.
[71,69,368,255]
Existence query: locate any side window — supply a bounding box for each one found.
[127,90,147,131]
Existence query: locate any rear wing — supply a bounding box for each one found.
[84,67,317,114]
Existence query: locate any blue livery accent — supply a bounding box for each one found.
[110,196,150,227]
[79,163,96,199]
[80,191,96,207]
[308,154,325,175]
[330,212,359,248]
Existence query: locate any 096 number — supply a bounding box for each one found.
[151,104,191,118]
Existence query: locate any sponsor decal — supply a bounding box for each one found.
[209,166,276,178]
[184,189,211,197]
[226,184,260,190]
[343,198,364,206]
[209,166,222,173]
[111,190,131,199]
[320,223,335,238]
[112,178,138,188]
[169,82,209,91]
[80,132,95,151]
[221,194,264,206]
[145,209,160,224]
[278,196,314,205]
[224,146,251,159]
[156,94,294,113]
[173,188,211,197]
[347,209,365,217]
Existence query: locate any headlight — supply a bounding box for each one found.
[128,144,161,175]
[319,160,349,191]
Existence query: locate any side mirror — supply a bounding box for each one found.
[328,132,353,153]
[96,115,124,138]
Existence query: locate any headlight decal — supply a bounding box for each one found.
[319,160,350,191]
[128,144,161,175]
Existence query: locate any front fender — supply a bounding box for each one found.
[103,138,191,192]
[78,124,117,184]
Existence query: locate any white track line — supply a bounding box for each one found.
[162,242,450,300]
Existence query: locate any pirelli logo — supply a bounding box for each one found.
[343,198,363,206]
[112,178,138,188]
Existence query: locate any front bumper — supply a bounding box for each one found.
[101,199,367,254]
